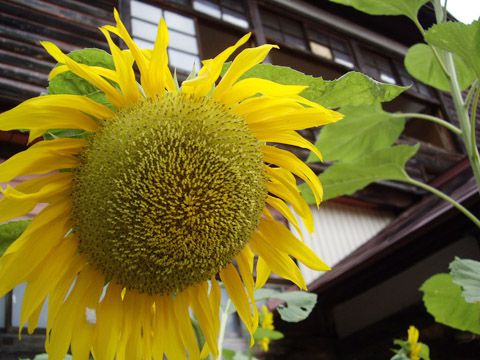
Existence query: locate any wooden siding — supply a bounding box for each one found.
[292,202,395,284]
[0,0,115,107]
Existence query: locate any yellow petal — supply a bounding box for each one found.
[220,263,255,341]
[262,145,323,205]
[20,235,79,332]
[70,268,105,360]
[219,78,306,105]
[182,33,251,96]
[214,44,279,99]
[94,282,124,360]
[48,266,103,360]
[174,291,200,360]
[0,173,72,223]
[232,97,302,117]
[189,282,218,358]
[255,255,271,289]
[249,231,306,290]
[256,130,323,162]
[145,18,176,95]
[163,295,188,360]
[248,107,342,132]
[235,247,259,331]
[100,27,141,104]
[41,41,124,108]
[265,195,302,237]
[0,94,111,132]
[0,200,72,296]
[266,167,314,232]
[110,9,149,85]
[259,217,330,271]
[0,138,84,182]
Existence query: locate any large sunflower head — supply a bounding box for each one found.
[0,9,341,360]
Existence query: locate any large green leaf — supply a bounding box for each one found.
[308,104,405,163]
[425,21,480,80]
[329,0,429,21]
[449,257,480,303]
[0,220,30,256]
[405,44,475,91]
[301,145,419,202]
[421,273,480,334]
[238,64,407,108]
[255,289,318,322]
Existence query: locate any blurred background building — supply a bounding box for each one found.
[0,0,479,359]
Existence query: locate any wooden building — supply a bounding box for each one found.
[0,0,478,359]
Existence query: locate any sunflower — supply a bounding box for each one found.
[0,10,341,360]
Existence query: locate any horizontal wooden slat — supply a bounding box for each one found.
[0,0,114,107]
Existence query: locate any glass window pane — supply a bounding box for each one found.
[310,41,332,59]
[282,19,303,37]
[193,0,222,18]
[169,49,200,73]
[165,11,196,35]
[264,26,283,42]
[333,50,354,68]
[260,10,280,29]
[308,30,328,45]
[132,18,158,42]
[169,30,198,54]
[0,295,5,328]
[221,0,245,13]
[330,38,348,52]
[222,9,249,28]
[380,72,397,84]
[284,34,306,50]
[131,0,162,24]
[12,284,47,328]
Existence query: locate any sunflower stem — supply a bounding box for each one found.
[216,299,232,359]
[391,112,461,135]
[406,177,480,228]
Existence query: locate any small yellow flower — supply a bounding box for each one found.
[0,9,341,360]
[408,325,422,360]
[259,305,275,352]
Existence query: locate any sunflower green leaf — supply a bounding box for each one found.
[231,64,407,107]
[302,145,419,202]
[449,257,480,303]
[421,273,480,334]
[254,288,318,322]
[424,21,480,80]
[308,104,405,163]
[328,0,429,22]
[0,220,30,256]
[405,44,475,91]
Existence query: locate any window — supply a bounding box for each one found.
[130,0,200,74]
[361,48,398,84]
[193,0,249,28]
[307,29,355,68]
[260,9,307,50]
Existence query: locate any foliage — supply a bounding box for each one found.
[329,0,429,21]
[405,44,475,91]
[44,48,115,140]
[421,273,480,334]
[0,220,30,256]
[307,104,406,163]
[449,257,480,303]
[254,288,318,322]
[237,64,408,108]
